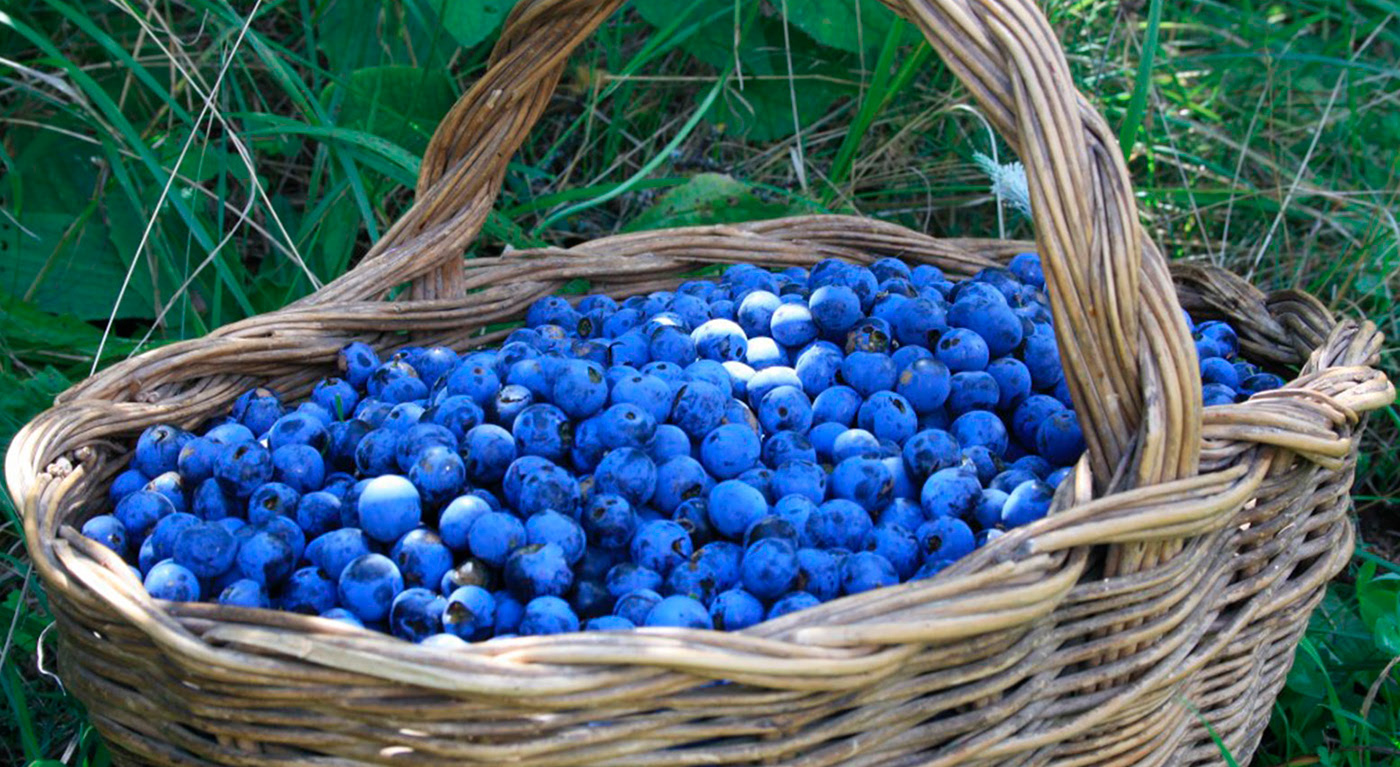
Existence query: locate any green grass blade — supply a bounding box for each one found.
[532,70,732,235]
[1118,0,1164,158]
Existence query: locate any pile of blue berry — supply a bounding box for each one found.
[83,254,1283,644]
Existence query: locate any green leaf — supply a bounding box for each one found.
[0,289,141,365]
[0,366,72,456]
[432,0,516,50]
[786,0,897,55]
[1,210,157,321]
[1374,613,1400,656]
[321,66,458,157]
[706,72,848,142]
[315,0,460,73]
[1357,572,1400,632]
[632,0,780,75]
[624,173,806,231]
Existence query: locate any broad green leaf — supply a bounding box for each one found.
[787,0,897,55]
[0,366,72,456]
[0,289,140,364]
[1357,572,1400,632]
[432,0,516,49]
[632,0,781,75]
[706,71,849,141]
[315,0,459,73]
[624,173,805,231]
[1374,613,1400,656]
[321,66,458,157]
[1,211,156,320]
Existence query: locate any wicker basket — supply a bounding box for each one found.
[7,0,1393,764]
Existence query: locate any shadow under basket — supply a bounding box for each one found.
[7,0,1393,765]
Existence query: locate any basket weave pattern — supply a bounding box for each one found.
[7,0,1392,764]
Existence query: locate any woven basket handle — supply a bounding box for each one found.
[303,0,1202,491]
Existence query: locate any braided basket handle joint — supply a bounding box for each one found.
[309,0,1202,495]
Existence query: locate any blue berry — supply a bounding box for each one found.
[1011,395,1066,447]
[587,615,635,631]
[830,457,894,512]
[247,482,299,527]
[493,592,526,634]
[707,480,769,539]
[214,441,273,498]
[606,563,664,598]
[1203,383,1236,406]
[177,438,220,483]
[82,514,129,557]
[149,512,200,561]
[811,385,861,426]
[973,489,1010,529]
[794,343,843,393]
[950,410,1009,455]
[270,444,324,494]
[948,295,1023,357]
[841,551,898,595]
[794,548,842,601]
[645,595,713,629]
[443,585,495,639]
[841,352,898,397]
[709,589,765,630]
[631,520,693,574]
[516,462,582,518]
[771,460,826,503]
[1021,324,1063,390]
[691,319,748,362]
[338,553,403,622]
[935,328,990,372]
[920,467,981,519]
[233,388,284,436]
[236,530,295,586]
[856,392,917,443]
[584,494,637,550]
[893,297,948,348]
[355,475,421,544]
[740,538,798,599]
[133,425,188,479]
[390,528,453,589]
[736,291,782,338]
[505,543,574,600]
[878,498,924,531]
[280,567,337,615]
[306,528,371,581]
[1035,410,1085,465]
[758,386,813,434]
[667,558,722,604]
[831,429,882,462]
[172,521,237,578]
[468,511,527,567]
[1003,480,1054,528]
[389,587,446,642]
[804,499,871,550]
[1240,372,1286,397]
[144,561,201,602]
[218,579,270,608]
[916,516,975,564]
[613,588,664,626]
[109,468,150,506]
[699,423,761,479]
[863,524,920,579]
[1008,252,1043,288]
[768,591,820,619]
[986,357,1032,410]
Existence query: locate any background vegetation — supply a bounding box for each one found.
[1,0,1396,764]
